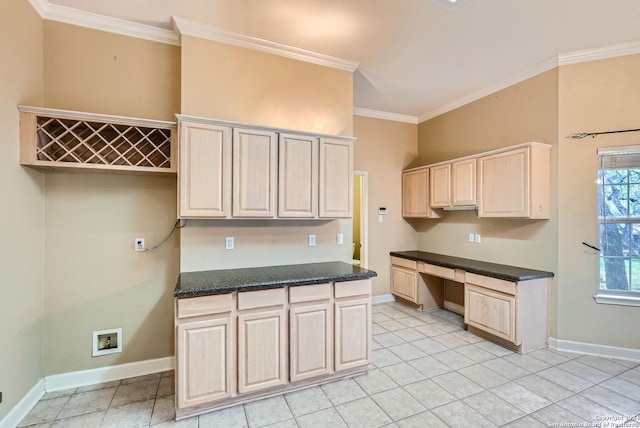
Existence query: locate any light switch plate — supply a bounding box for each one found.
[474,233,481,244]
[308,235,316,246]
[468,233,475,243]
[337,233,344,245]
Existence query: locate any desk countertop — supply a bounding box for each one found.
[390,250,554,282]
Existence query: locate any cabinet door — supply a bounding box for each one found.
[391,265,418,303]
[319,138,353,218]
[237,309,287,393]
[464,284,516,343]
[233,128,278,218]
[430,164,450,208]
[402,168,429,217]
[452,158,476,206]
[176,317,233,409]
[477,147,529,217]
[278,134,318,218]
[290,302,332,382]
[335,297,371,371]
[179,121,231,218]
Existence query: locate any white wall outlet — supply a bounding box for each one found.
[225,237,234,250]
[134,238,145,252]
[468,233,475,243]
[308,234,316,246]
[337,233,344,245]
[474,233,481,244]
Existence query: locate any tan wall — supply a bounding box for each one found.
[417,69,559,335]
[181,36,353,136]
[353,115,419,296]
[179,35,355,273]
[0,0,45,420]
[557,54,640,348]
[41,22,181,374]
[44,21,180,121]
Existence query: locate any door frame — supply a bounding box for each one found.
[354,170,368,268]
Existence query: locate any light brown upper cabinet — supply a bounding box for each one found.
[232,128,278,218]
[278,134,318,218]
[177,116,353,219]
[430,158,476,209]
[319,138,353,218]
[402,167,441,218]
[430,164,451,208]
[477,143,550,219]
[179,121,232,218]
[451,158,476,206]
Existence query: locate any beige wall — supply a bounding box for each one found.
[0,0,44,421]
[181,36,353,136]
[557,54,640,348]
[417,69,560,335]
[179,35,355,273]
[353,115,419,296]
[41,22,181,374]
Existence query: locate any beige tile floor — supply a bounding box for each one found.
[18,301,640,427]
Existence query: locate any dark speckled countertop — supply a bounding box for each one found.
[390,251,553,282]
[175,261,378,298]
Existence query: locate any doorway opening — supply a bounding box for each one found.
[352,171,368,268]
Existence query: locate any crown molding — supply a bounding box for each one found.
[172,16,359,72]
[27,0,180,45]
[559,39,640,66]
[353,107,418,124]
[418,56,559,123]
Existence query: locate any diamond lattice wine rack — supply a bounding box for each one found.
[18,106,177,174]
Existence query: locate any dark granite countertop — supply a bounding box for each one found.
[390,250,554,282]
[175,261,378,298]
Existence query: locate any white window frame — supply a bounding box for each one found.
[595,145,640,307]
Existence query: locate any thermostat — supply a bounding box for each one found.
[378,207,387,215]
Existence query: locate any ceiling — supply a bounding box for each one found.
[46,0,640,121]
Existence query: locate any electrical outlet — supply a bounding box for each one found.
[468,233,475,243]
[474,233,481,244]
[337,233,344,245]
[225,237,234,250]
[134,238,145,252]
[308,234,316,246]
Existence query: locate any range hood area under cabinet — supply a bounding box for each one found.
[177,115,354,220]
[402,142,551,219]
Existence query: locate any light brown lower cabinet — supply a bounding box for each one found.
[175,279,371,418]
[289,283,333,382]
[464,272,549,353]
[175,294,235,410]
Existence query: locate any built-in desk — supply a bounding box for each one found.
[389,251,554,353]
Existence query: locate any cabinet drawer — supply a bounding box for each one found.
[465,272,516,295]
[238,288,286,310]
[176,294,233,319]
[391,257,417,270]
[289,283,332,303]
[334,280,372,298]
[421,263,455,280]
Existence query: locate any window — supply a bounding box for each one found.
[596,145,640,306]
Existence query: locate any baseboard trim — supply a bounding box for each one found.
[0,379,45,428]
[372,294,395,305]
[548,337,640,362]
[45,356,175,392]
